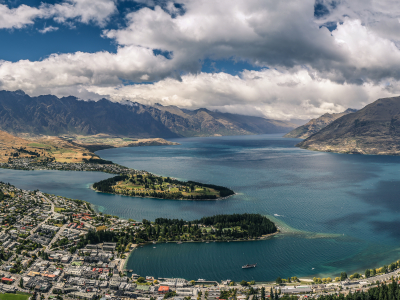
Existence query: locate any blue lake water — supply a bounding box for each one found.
[2,134,400,281]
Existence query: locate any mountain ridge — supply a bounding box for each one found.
[0,90,296,138]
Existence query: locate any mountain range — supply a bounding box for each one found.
[0,90,295,138]
[297,96,400,155]
[284,108,357,139]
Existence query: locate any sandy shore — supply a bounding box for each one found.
[119,243,138,273]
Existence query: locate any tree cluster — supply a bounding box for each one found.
[137,214,277,242]
[318,279,400,300]
[193,214,277,237]
[93,175,129,193]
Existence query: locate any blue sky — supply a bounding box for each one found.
[0,0,263,76]
[1,0,400,121]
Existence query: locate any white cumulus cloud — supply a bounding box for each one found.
[0,3,47,29]
[84,69,396,121]
[0,0,117,29]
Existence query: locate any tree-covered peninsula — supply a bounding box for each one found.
[135,213,278,243]
[92,173,235,200]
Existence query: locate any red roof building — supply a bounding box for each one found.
[158,286,170,294]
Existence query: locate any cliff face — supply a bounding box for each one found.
[0,90,296,138]
[284,109,357,139]
[297,96,400,155]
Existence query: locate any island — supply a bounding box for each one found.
[92,174,235,200]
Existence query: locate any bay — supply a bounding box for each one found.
[2,134,400,281]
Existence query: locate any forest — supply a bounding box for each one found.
[141,213,277,242]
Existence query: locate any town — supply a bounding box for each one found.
[0,182,399,300]
[0,158,137,175]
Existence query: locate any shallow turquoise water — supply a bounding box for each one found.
[3,134,400,281]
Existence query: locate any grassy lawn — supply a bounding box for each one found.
[96,225,107,231]
[111,174,223,199]
[28,143,51,149]
[0,292,32,300]
[54,207,65,212]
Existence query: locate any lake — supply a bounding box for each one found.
[2,134,400,281]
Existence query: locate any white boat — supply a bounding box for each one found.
[242,263,257,269]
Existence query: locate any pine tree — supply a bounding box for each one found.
[261,287,265,300]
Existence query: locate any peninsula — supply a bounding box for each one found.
[92,174,235,200]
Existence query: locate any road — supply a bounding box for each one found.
[46,223,68,251]
[31,193,55,235]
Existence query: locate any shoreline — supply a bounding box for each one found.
[120,244,138,273]
[129,229,280,247]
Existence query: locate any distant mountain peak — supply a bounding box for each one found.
[13,89,26,96]
[343,108,357,113]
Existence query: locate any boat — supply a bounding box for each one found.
[242,263,257,269]
[177,241,182,244]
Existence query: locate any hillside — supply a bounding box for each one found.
[284,109,357,139]
[0,130,101,163]
[0,90,296,138]
[297,96,400,155]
